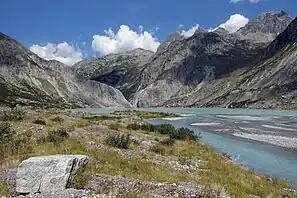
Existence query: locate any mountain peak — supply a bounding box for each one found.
[155,32,183,55]
[236,10,293,43]
[256,10,289,20]
[265,17,297,57]
[213,27,229,37]
[194,26,207,35]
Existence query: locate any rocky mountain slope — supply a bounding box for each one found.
[235,10,293,43]
[73,10,293,108]
[0,33,131,108]
[165,16,297,109]
[133,10,293,107]
[74,49,153,101]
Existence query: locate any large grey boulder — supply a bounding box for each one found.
[16,155,89,194]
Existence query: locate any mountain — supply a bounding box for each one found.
[72,11,294,108]
[132,11,293,107]
[0,33,131,108]
[74,49,153,101]
[164,17,297,109]
[235,10,293,43]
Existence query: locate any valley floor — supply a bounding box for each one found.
[0,108,296,198]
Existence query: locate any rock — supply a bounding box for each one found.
[16,155,89,194]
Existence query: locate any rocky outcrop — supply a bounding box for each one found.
[0,33,131,108]
[236,10,293,43]
[74,49,153,101]
[16,155,89,194]
[164,17,297,109]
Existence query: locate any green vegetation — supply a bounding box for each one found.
[104,134,131,149]
[46,127,69,144]
[0,182,11,197]
[33,119,47,125]
[159,138,175,146]
[0,110,296,198]
[0,122,32,159]
[108,123,121,131]
[50,116,64,123]
[113,110,180,119]
[0,107,25,121]
[150,144,166,155]
[127,122,201,142]
[71,167,90,189]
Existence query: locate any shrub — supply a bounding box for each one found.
[169,127,200,141]
[127,122,155,132]
[33,119,47,125]
[150,144,166,155]
[155,123,175,135]
[104,134,131,149]
[1,108,25,121]
[47,127,69,143]
[51,116,64,123]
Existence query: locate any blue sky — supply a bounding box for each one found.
[1,0,296,65]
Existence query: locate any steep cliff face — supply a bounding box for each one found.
[134,30,259,107]
[74,49,153,101]
[132,11,294,107]
[164,17,297,109]
[0,33,131,108]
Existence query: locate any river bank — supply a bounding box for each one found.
[0,108,296,197]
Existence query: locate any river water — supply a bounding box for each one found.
[82,107,297,184]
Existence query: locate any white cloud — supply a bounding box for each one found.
[180,24,200,38]
[218,14,249,33]
[30,42,83,66]
[230,0,261,3]
[92,25,160,55]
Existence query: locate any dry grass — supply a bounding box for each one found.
[0,110,296,198]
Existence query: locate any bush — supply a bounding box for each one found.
[33,119,47,125]
[154,123,175,135]
[1,108,25,121]
[169,127,200,141]
[104,134,131,149]
[150,144,166,155]
[47,127,69,143]
[51,116,64,123]
[127,122,155,132]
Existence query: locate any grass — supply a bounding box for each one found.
[0,182,10,197]
[33,119,47,125]
[0,107,25,121]
[71,166,90,189]
[169,141,295,198]
[0,110,296,198]
[86,149,191,183]
[104,134,131,149]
